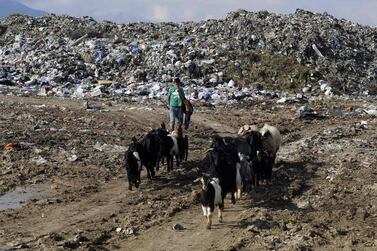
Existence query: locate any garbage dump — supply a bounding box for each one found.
[0,9,376,104]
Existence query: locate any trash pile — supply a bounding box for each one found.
[0,9,376,104]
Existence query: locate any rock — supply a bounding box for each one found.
[68,155,78,162]
[63,240,80,249]
[126,227,136,236]
[13,243,29,249]
[297,199,311,210]
[49,232,64,242]
[73,234,89,243]
[31,156,47,165]
[94,231,110,245]
[246,224,259,233]
[286,222,295,230]
[172,224,185,231]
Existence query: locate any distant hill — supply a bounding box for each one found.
[0,0,47,18]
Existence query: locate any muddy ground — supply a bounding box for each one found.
[0,95,377,251]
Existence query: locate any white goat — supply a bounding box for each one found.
[259,124,281,160]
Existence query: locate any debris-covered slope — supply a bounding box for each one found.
[0,9,376,100]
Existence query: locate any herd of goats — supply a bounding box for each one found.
[124,123,281,229]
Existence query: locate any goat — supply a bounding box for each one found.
[194,175,224,229]
[203,135,240,205]
[238,124,259,136]
[156,126,179,172]
[260,124,281,161]
[138,129,163,179]
[237,153,253,194]
[166,132,180,171]
[250,150,273,186]
[124,137,142,190]
[244,130,263,160]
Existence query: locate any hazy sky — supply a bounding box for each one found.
[19,0,377,26]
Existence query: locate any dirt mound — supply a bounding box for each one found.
[1,9,376,97]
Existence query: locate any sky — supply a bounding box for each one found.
[19,0,377,26]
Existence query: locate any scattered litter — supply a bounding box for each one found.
[68,155,78,162]
[364,108,377,116]
[31,156,47,165]
[4,143,18,152]
[0,9,376,102]
[297,105,323,120]
[94,142,127,153]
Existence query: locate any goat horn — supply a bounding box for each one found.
[193,177,202,183]
[203,148,214,154]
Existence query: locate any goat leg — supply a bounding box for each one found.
[170,157,174,171]
[127,170,133,190]
[176,155,180,167]
[156,157,160,172]
[166,157,171,172]
[206,214,212,229]
[231,192,236,205]
[146,166,151,180]
[218,203,224,223]
[237,188,242,200]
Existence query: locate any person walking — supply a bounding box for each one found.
[167,78,185,131]
[183,98,193,130]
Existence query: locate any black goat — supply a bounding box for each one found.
[138,129,162,179]
[244,131,263,160]
[202,135,240,205]
[178,135,189,162]
[124,137,142,190]
[250,150,273,187]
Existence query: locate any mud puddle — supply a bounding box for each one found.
[0,183,53,211]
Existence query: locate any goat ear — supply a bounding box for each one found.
[264,130,271,137]
[193,177,202,183]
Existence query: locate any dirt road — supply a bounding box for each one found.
[1,96,377,250]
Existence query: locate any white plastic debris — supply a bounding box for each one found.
[319,80,330,91]
[364,109,377,116]
[90,86,103,97]
[126,228,135,235]
[68,155,78,162]
[94,142,128,153]
[312,44,324,58]
[32,156,47,165]
[72,86,85,99]
[277,97,287,104]
[227,79,236,88]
